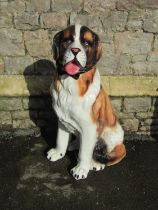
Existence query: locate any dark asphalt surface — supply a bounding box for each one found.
[0,135,158,210]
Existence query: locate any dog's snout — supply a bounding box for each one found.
[71,48,81,55]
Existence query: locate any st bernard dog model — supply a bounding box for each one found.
[47,24,126,180]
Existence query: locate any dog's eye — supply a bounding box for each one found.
[63,39,72,45]
[82,41,89,47]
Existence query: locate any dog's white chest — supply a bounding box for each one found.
[51,76,86,133]
[50,72,101,134]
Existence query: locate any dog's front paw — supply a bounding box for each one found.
[71,163,90,180]
[47,148,64,162]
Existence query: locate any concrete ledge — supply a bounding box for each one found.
[0,75,158,96]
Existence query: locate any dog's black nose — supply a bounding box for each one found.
[71,48,81,55]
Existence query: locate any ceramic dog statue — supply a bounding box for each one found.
[47,25,126,180]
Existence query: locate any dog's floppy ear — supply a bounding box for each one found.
[53,31,61,60]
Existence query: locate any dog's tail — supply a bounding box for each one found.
[93,139,126,166]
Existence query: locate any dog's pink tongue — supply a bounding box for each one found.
[65,62,80,75]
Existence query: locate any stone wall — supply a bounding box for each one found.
[0,0,158,140]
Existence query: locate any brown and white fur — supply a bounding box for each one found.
[47,24,126,180]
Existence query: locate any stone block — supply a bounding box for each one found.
[99,53,133,76]
[147,62,158,75]
[52,0,83,12]
[70,14,103,34]
[26,0,50,12]
[0,13,13,28]
[24,30,51,57]
[114,31,153,55]
[84,0,116,14]
[99,54,119,75]
[154,35,158,50]
[126,20,142,30]
[13,119,36,129]
[12,110,38,120]
[0,57,4,74]
[4,56,34,75]
[131,62,148,75]
[117,0,158,10]
[100,11,128,32]
[136,112,154,119]
[40,12,68,30]
[144,119,158,126]
[0,98,23,111]
[0,111,11,121]
[143,10,158,33]
[124,97,151,113]
[118,112,134,119]
[0,0,25,14]
[132,61,158,76]
[117,55,133,75]
[147,52,158,62]
[0,119,12,128]
[14,12,40,30]
[132,54,147,63]
[111,97,122,112]
[0,29,25,56]
[121,118,139,132]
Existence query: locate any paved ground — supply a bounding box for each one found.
[0,135,158,210]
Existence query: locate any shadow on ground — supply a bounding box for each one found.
[151,97,158,141]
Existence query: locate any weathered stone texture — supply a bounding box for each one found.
[143,10,158,33]
[26,0,50,12]
[0,57,4,74]
[0,98,23,111]
[4,56,34,75]
[124,97,151,112]
[0,14,13,28]
[13,119,36,129]
[12,111,38,120]
[131,61,158,76]
[114,31,153,54]
[84,0,116,14]
[100,11,128,32]
[154,35,158,50]
[126,20,142,30]
[40,13,68,30]
[0,111,11,121]
[132,54,147,63]
[24,30,51,57]
[136,112,154,119]
[70,14,103,34]
[117,0,158,10]
[52,0,83,12]
[147,52,158,62]
[0,29,25,56]
[0,0,25,14]
[121,118,139,132]
[14,13,40,30]
[0,111,12,130]
[111,97,122,112]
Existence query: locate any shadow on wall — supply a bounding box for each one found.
[151,97,158,141]
[24,59,58,147]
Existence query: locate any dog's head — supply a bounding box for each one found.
[53,25,102,79]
